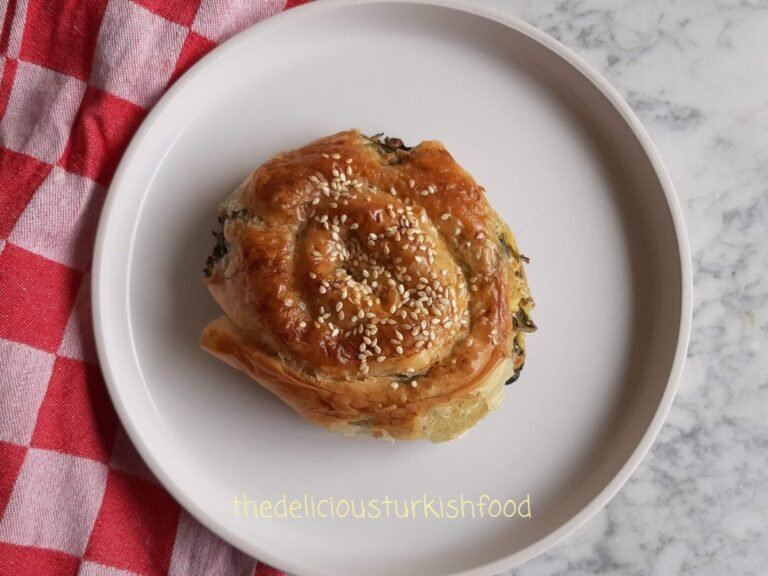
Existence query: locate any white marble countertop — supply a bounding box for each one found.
[456,1,767,574]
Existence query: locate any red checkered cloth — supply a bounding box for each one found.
[0,0,312,574]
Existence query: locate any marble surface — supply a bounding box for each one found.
[456,1,768,574]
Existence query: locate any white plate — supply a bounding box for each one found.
[93,1,692,575]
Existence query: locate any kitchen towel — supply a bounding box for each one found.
[0,0,309,574]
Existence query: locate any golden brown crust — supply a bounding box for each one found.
[201,130,534,442]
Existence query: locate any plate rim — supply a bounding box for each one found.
[91,1,693,574]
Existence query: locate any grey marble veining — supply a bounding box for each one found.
[459,0,768,574]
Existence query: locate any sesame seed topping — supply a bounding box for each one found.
[441,213,451,220]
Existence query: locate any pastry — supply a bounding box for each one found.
[201,130,535,442]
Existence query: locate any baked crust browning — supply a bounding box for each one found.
[201,130,534,441]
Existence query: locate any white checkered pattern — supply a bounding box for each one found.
[9,168,105,270]
[91,1,187,107]
[1,62,86,162]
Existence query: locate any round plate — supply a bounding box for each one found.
[93,1,691,575]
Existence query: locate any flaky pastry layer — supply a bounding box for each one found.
[201,130,535,441]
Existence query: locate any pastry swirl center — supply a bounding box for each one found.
[294,176,469,377]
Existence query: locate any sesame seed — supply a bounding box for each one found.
[411,380,418,388]
[408,179,415,188]
[396,346,404,355]
[319,286,327,294]
[441,213,450,220]
[377,356,385,363]
[299,321,307,328]
[331,153,341,160]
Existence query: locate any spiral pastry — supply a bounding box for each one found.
[201,130,535,442]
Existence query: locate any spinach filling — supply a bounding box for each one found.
[505,337,526,385]
[203,209,249,276]
[364,133,412,165]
